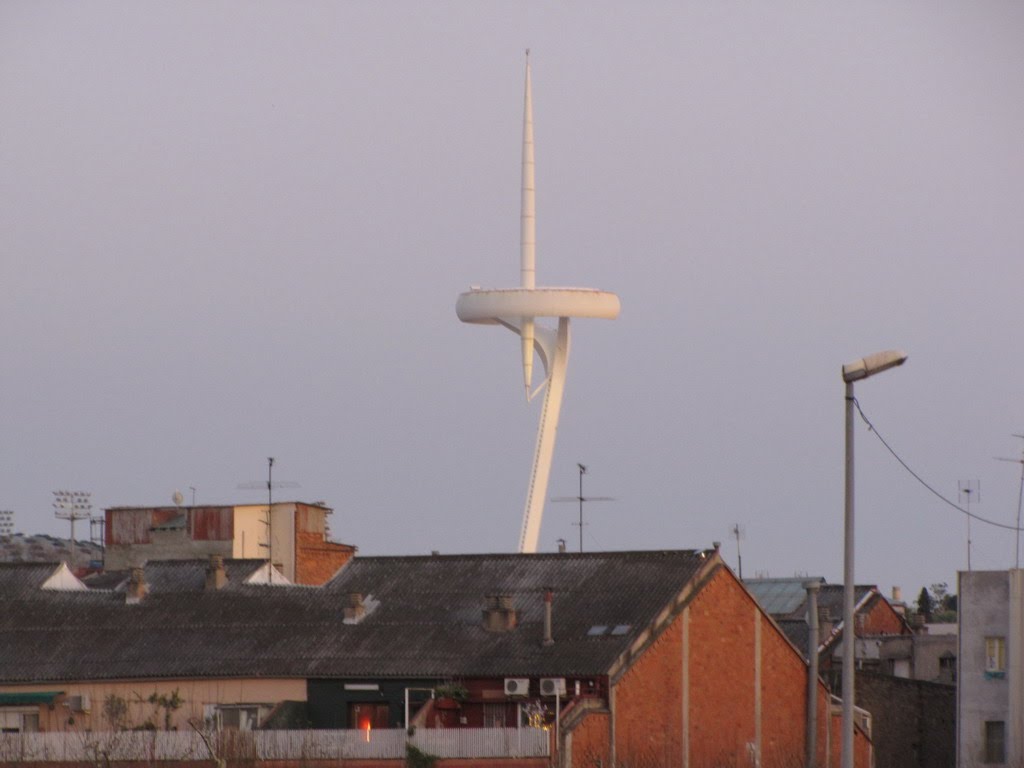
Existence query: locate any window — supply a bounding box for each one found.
[216,706,260,731]
[985,637,1006,678]
[482,703,509,728]
[984,720,1006,764]
[939,653,956,683]
[348,702,389,731]
[0,710,39,733]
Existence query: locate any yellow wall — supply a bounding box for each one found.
[232,504,295,580]
[0,678,305,732]
[232,505,268,561]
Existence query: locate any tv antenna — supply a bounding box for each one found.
[730,523,745,580]
[238,457,298,582]
[958,480,980,571]
[551,463,614,552]
[996,434,1024,569]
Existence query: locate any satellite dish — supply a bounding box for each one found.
[172,490,184,507]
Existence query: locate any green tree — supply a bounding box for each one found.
[930,581,957,622]
[916,586,934,622]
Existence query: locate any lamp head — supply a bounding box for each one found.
[842,350,908,383]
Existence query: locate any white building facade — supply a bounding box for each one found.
[958,570,1024,767]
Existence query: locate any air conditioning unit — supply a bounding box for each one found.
[539,678,566,697]
[504,678,529,697]
[66,695,91,713]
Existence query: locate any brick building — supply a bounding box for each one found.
[747,577,953,768]
[0,549,871,767]
[746,578,913,675]
[103,501,355,585]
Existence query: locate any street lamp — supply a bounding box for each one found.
[840,350,907,768]
[53,491,92,573]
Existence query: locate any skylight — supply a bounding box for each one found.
[587,625,609,636]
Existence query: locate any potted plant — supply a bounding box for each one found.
[434,682,469,709]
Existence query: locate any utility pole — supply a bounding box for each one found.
[996,434,1024,569]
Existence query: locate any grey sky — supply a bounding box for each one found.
[2,2,1023,598]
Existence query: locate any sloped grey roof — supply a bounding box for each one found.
[776,620,812,659]
[0,562,66,598]
[0,550,710,684]
[80,559,271,593]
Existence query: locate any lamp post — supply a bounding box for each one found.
[840,350,907,768]
[53,490,92,573]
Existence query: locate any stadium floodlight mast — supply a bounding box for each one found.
[53,490,93,572]
[456,52,620,554]
[840,349,907,768]
[0,510,13,538]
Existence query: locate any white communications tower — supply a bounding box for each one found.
[456,53,620,553]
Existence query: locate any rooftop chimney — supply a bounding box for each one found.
[345,592,366,622]
[543,589,554,646]
[483,594,517,632]
[890,585,907,616]
[126,567,148,603]
[557,539,566,554]
[206,554,227,590]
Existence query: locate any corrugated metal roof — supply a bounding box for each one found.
[0,550,710,684]
[744,577,873,621]
[744,579,819,616]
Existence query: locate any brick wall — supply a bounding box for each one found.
[574,564,849,768]
[860,596,910,636]
[687,568,760,767]
[614,612,685,766]
[293,532,355,585]
[566,708,610,768]
[758,610,822,767]
[852,671,954,768]
[827,715,873,768]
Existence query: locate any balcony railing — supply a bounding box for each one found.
[0,726,550,762]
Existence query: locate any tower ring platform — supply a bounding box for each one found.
[456,287,621,324]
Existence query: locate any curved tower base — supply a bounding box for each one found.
[497,317,570,553]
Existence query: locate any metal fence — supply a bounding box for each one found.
[0,727,550,762]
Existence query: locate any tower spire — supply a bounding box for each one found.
[456,55,620,553]
[520,50,536,397]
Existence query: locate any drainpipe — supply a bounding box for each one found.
[543,589,554,646]
[804,580,821,768]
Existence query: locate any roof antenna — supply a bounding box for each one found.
[551,464,614,552]
[238,458,298,581]
[731,523,745,580]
